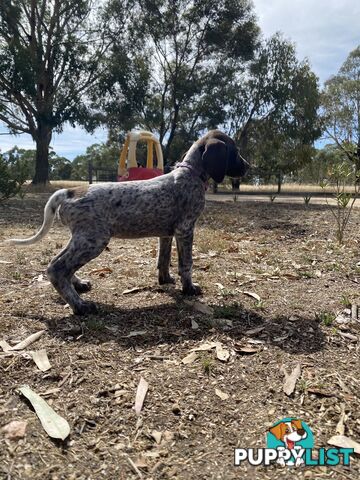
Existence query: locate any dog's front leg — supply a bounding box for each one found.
[175,230,201,295]
[157,237,176,285]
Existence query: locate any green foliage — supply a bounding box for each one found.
[100,0,260,163]
[71,142,119,180]
[0,152,27,202]
[227,34,320,183]
[0,0,114,184]
[321,160,359,244]
[321,45,360,170]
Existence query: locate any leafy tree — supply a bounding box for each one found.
[71,142,119,180]
[0,0,114,184]
[0,151,27,202]
[101,0,259,163]
[321,45,360,170]
[2,146,35,179]
[225,34,320,190]
[49,153,72,180]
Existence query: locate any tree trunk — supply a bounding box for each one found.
[32,126,51,184]
[277,171,282,194]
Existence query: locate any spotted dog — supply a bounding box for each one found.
[7,130,248,315]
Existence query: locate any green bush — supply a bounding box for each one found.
[0,154,27,202]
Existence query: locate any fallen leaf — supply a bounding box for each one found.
[1,420,27,440]
[307,387,335,397]
[216,343,230,362]
[327,435,360,454]
[88,267,113,276]
[190,342,218,352]
[134,377,148,416]
[184,300,214,315]
[9,330,45,351]
[282,363,301,396]
[31,350,51,372]
[243,291,261,302]
[122,287,143,295]
[18,385,70,440]
[215,283,225,290]
[336,403,346,435]
[134,455,148,469]
[245,326,265,335]
[151,430,162,444]
[235,345,260,354]
[0,340,11,353]
[339,332,358,342]
[191,319,199,330]
[181,351,198,364]
[122,330,147,338]
[215,389,229,400]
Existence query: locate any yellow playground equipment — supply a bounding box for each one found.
[117,130,164,181]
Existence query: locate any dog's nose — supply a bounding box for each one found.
[297,429,305,436]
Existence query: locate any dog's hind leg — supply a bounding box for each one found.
[175,230,201,296]
[72,274,92,293]
[47,233,110,315]
[157,237,175,285]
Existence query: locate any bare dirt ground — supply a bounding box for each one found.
[0,191,360,480]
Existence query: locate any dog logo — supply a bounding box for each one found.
[267,418,314,466]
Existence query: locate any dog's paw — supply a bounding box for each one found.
[158,274,176,285]
[73,279,92,293]
[182,283,202,296]
[73,301,98,316]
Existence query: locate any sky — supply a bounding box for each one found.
[1,0,359,160]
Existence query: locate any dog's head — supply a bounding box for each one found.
[269,419,307,448]
[198,130,249,183]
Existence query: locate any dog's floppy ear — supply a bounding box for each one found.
[292,419,303,430]
[202,139,227,183]
[269,423,285,441]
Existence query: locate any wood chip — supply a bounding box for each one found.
[245,326,265,335]
[181,351,198,365]
[191,319,199,330]
[31,350,51,372]
[1,420,27,440]
[190,342,217,352]
[235,345,260,354]
[0,340,12,353]
[215,389,229,400]
[339,332,358,342]
[9,330,45,351]
[336,403,346,435]
[134,377,148,416]
[18,385,70,440]
[351,304,358,320]
[88,267,113,276]
[282,363,301,396]
[327,435,360,454]
[122,287,144,295]
[216,343,230,362]
[151,430,162,444]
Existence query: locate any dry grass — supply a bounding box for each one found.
[0,194,360,479]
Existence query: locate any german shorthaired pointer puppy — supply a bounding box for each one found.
[7,130,248,315]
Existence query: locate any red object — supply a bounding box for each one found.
[117,167,163,182]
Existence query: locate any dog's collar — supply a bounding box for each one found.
[175,162,208,185]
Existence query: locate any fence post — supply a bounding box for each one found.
[88,160,93,184]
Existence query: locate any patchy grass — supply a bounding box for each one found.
[0,193,360,479]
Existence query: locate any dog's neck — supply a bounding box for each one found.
[176,145,208,183]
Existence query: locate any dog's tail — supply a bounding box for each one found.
[6,189,69,246]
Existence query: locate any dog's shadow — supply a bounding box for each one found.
[39,292,325,355]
